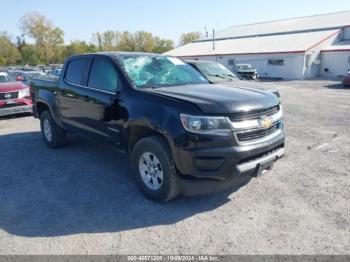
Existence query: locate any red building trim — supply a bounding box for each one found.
[177,50,305,58]
[305,29,342,52]
[321,49,350,52]
[175,28,345,58]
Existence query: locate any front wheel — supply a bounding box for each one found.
[131,136,181,202]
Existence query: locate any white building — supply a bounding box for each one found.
[165,11,350,80]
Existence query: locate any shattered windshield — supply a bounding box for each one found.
[118,55,208,89]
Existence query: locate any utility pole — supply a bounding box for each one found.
[212,29,215,51]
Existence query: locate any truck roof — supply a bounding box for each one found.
[185,59,216,64]
[66,52,172,61]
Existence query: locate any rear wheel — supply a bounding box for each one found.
[40,111,67,148]
[131,136,181,202]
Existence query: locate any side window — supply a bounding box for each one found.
[65,58,90,85]
[88,59,120,93]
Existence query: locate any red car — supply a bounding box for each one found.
[343,72,350,87]
[0,73,32,117]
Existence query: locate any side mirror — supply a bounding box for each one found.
[16,76,24,82]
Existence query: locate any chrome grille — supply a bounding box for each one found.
[229,105,283,144]
[236,123,279,142]
[229,106,279,121]
[0,92,18,100]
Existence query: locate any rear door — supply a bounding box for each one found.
[58,57,91,130]
[79,56,124,147]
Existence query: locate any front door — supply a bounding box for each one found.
[78,57,124,148]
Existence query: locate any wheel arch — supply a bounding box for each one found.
[35,101,51,118]
[127,125,172,157]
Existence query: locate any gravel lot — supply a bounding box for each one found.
[0,80,349,255]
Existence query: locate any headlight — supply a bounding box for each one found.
[180,114,232,136]
[18,87,30,98]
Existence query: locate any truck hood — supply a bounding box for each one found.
[150,84,279,114]
[0,82,28,92]
[221,80,280,95]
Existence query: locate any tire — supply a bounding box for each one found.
[131,136,181,202]
[40,111,67,148]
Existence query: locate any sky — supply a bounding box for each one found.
[1,0,350,45]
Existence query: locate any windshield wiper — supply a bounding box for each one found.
[223,74,237,78]
[222,74,239,81]
[142,85,162,89]
[208,74,236,81]
[208,74,228,80]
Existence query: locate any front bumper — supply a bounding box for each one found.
[0,98,32,117]
[0,105,32,117]
[175,132,285,196]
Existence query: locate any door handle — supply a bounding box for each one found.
[112,92,122,103]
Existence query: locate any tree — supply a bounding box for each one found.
[179,32,201,46]
[133,31,155,52]
[65,40,97,57]
[117,31,136,51]
[153,37,174,54]
[0,32,21,65]
[91,30,174,53]
[19,44,43,65]
[92,31,119,51]
[19,11,64,64]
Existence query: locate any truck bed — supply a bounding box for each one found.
[32,76,59,89]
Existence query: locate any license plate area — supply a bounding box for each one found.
[5,100,16,104]
[253,160,275,177]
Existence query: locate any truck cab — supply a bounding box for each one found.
[31,52,285,202]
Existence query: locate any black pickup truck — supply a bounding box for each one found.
[31,52,285,202]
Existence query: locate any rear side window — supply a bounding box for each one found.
[88,59,120,92]
[65,58,90,85]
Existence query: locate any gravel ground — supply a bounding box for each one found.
[0,80,349,255]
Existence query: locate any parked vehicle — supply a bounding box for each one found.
[234,64,259,80]
[342,71,350,87]
[186,60,280,99]
[0,72,10,82]
[51,68,62,77]
[8,70,45,86]
[0,73,32,117]
[31,53,285,201]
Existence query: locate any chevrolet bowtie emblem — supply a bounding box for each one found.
[260,116,273,129]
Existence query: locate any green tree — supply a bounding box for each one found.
[153,37,174,53]
[133,31,155,52]
[65,40,97,57]
[19,11,64,64]
[92,31,118,51]
[0,32,21,65]
[179,32,201,46]
[117,31,136,51]
[19,44,43,65]
[91,30,174,53]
